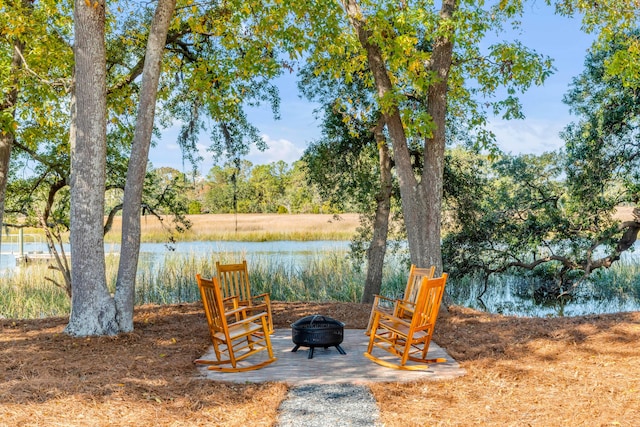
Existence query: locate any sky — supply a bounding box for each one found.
[149,4,597,175]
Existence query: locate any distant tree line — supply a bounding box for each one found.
[162,159,347,215]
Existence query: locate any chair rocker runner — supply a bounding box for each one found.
[364,273,448,371]
[216,260,274,334]
[194,274,276,372]
[366,265,436,334]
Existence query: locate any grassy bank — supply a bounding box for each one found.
[3,211,640,319]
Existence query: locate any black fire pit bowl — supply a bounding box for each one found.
[291,314,346,359]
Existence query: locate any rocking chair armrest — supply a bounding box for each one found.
[377,310,412,328]
[230,311,267,326]
[372,294,395,307]
[394,299,416,313]
[222,295,241,309]
[251,293,271,303]
[224,305,249,318]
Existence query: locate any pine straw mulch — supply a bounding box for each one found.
[1,302,639,426]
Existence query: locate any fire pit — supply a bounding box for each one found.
[291,314,346,359]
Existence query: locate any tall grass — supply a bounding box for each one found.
[0,264,70,318]
[3,247,640,319]
[248,252,366,302]
[584,257,640,299]
[0,252,378,319]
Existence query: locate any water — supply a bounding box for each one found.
[0,239,352,271]
[441,244,640,316]
[0,236,51,270]
[449,274,640,317]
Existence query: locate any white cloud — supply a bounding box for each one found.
[246,134,305,165]
[488,119,566,155]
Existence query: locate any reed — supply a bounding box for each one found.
[248,252,366,302]
[0,250,374,319]
[3,246,640,319]
[0,265,70,318]
[585,257,640,299]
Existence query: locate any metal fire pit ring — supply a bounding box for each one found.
[291,314,346,359]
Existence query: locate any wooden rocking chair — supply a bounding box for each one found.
[194,274,276,372]
[366,264,436,334]
[364,273,448,370]
[216,260,274,334]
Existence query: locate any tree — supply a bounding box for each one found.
[298,50,399,302]
[67,0,182,335]
[2,1,328,335]
[67,0,334,335]
[0,0,72,246]
[442,143,639,300]
[303,103,395,303]
[562,29,640,212]
[114,0,176,333]
[334,0,558,275]
[0,20,22,245]
[556,0,640,89]
[248,162,290,213]
[292,1,556,302]
[66,0,116,335]
[204,160,252,213]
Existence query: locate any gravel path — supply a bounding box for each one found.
[276,384,381,427]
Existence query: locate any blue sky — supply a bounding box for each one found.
[150,4,596,174]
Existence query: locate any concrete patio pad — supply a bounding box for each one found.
[195,328,465,385]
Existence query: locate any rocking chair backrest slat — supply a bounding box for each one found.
[196,275,228,336]
[411,273,447,329]
[404,265,436,303]
[216,260,252,302]
[410,274,447,331]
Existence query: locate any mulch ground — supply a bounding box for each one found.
[1,302,639,426]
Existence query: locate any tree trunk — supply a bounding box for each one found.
[114,0,176,332]
[416,0,456,273]
[342,0,424,266]
[361,120,392,304]
[0,38,24,245]
[342,0,457,275]
[66,0,117,336]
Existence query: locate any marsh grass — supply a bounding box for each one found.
[1,245,414,319]
[0,250,366,318]
[4,214,360,244]
[249,252,366,302]
[4,253,640,319]
[106,213,361,243]
[0,265,70,318]
[586,257,640,299]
